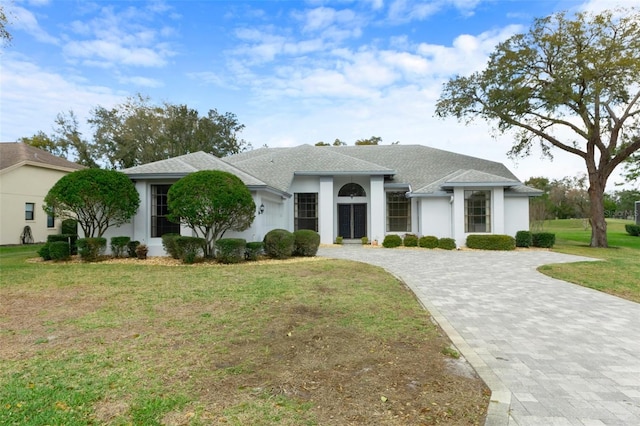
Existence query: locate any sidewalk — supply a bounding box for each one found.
[318,246,640,426]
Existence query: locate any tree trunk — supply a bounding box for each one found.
[587,178,608,248]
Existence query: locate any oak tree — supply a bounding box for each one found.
[436,9,640,247]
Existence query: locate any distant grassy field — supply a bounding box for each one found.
[537,219,640,303]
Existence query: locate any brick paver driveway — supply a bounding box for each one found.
[318,246,640,426]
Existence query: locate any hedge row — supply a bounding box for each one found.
[466,234,516,251]
[263,229,320,259]
[382,234,456,250]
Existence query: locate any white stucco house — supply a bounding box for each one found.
[0,143,85,245]
[107,144,540,256]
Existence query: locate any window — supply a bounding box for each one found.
[294,193,318,231]
[386,192,410,232]
[465,190,491,232]
[25,203,35,221]
[151,185,181,237]
[338,183,366,197]
[47,214,55,228]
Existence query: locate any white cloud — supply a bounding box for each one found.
[10,6,58,44]
[61,5,176,69]
[118,75,164,88]
[0,56,123,141]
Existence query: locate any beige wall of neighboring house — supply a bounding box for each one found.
[0,143,85,246]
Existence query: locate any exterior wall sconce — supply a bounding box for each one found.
[258,203,265,215]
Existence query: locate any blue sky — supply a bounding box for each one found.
[1,0,635,187]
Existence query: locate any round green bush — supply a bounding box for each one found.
[263,229,295,259]
[77,237,107,262]
[110,236,131,258]
[532,232,556,248]
[47,234,78,255]
[38,243,51,261]
[127,240,140,257]
[515,230,532,248]
[382,234,402,248]
[216,238,246,264]
[418,236,439,249]
[176,236,206,264]
[49,241,70,261]
[625,224,640,236]
[403,234,418,247]
[161,233,182,259]
[438,238,457,250]
[245,241,264,261]
[293,229,321,257]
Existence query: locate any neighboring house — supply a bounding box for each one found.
[111,144,540,256]
[0,143,85,245]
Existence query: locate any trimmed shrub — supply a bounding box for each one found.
[77,237,107,262]
[438,238,457,250]
[382,234,402,248]
[532,232,556,248]
[110,236,131,258]
[335,236,343,245]
[403,234,418,247]
[127,241,140,257]
[419,235,439,249]
[263,229,295,259]
[515,230,533,248]
[136,244,148,260]
[245,241,264,261]
[47,234,78,255]
[294,229,321,257]
[466,234,516,251]
[625,224,640,236]
[61,219,78,235]
[361,236,369,245]
[216,238,246,264]
[175,236,206,264]
[161,233,182,259]
[49,241,70,261]
[38,243,51,261]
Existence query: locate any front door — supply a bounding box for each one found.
[338,204,367,239]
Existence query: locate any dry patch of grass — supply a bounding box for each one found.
[0,250,488,425]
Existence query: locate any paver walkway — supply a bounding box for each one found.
[318,246,640,426]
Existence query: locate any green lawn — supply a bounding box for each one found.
[537,219,640,303]
[0,245,488,425]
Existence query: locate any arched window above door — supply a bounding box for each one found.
[338,183,366,197]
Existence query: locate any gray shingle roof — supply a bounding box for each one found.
[0,142,86,172]
[226,144,394,192]
[121,144,536,197]
[121,151,267,186]
[226,144,525,195]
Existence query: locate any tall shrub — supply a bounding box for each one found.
[162,233,182,259]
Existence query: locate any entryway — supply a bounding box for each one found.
[338,203,366,239]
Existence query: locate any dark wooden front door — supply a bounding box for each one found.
[338,204,367,239]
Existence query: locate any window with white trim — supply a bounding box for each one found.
[294,193,318,231]
[25,203,35,221]
[386,192,410,232]
[151,185,181,237]
[465,190,491,232]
